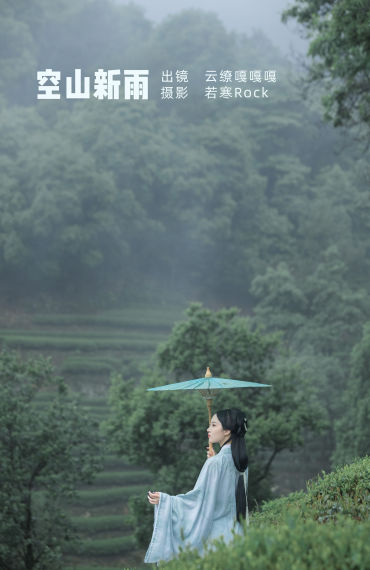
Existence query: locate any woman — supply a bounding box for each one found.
[144,408,249,564]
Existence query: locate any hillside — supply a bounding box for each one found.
[163,456,370,569]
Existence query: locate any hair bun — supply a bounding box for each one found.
[234,416,248,437]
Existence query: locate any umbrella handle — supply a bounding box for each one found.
[206,398,213,453]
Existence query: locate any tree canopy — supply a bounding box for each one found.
[0,349,104,570]
[282,0,370,134]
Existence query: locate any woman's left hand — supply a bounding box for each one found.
[207,446,216,458]
[148,491,160,505]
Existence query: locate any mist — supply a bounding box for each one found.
[115,0,309,57]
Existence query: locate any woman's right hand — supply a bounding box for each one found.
[148,491,160,505]
[207,446,216,458]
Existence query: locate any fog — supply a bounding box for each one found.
[116,0,308,57]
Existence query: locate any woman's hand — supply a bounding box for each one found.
[148,491,160,505]
[207,446,216,458]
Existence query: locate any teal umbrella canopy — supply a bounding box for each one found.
[147,377,271,392]
[147,367,271,398]
[147,367,271,451]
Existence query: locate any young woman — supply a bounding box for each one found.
[144,408,249,564]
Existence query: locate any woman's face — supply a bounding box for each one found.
[207,414,231,445]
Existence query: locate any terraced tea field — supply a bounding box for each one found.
[0,305,186,569]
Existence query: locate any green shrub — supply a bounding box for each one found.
[304,455,370,523]
[162,514,370,569]
[251,490,306,528]
[128,494,155,548]
[254,455,370,527]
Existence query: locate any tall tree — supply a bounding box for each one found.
[333,322,370,465]
[0,350,104,570]
[282,0,370,134]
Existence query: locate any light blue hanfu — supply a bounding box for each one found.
[144,444,249,564]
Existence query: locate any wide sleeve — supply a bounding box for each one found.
[144,457,221,564]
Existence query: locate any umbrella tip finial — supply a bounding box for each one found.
[205,366,212,378]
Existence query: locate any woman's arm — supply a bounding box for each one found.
[147,448,216,505]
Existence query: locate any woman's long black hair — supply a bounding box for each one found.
[216,408,248,523]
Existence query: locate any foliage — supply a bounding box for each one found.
[128,495,155,550]
[156,302,279,379]
[333,323,370,465]
[253,455,369,527]
[282,0,370,133]
[0,349,104,570]
[251,240,370,465]
[305,455,369,523]
[251,246,369,358]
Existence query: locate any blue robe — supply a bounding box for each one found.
[144,444,249,564]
